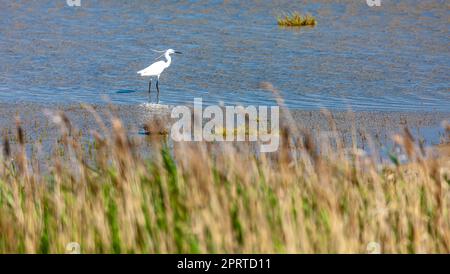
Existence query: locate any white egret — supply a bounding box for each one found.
[137,49,182,103]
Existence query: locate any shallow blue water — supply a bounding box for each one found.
[0,0,449,111]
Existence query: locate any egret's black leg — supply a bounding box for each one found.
[148,80,152,94]
[156,80,160,104]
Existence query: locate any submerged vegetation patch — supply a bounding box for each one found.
[277,12,317,27]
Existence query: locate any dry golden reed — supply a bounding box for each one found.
[0,97,448,254]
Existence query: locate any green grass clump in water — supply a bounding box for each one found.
[277,12,317,27]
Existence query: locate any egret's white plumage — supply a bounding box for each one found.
[138,49,181,103]
[137,59,169,77]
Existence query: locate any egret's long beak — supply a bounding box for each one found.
[175,51,182,54]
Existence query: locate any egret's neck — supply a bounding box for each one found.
[164,52,172,68]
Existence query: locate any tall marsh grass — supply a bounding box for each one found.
[0,90,449,253]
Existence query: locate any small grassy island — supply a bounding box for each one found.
[277,12,317,27]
